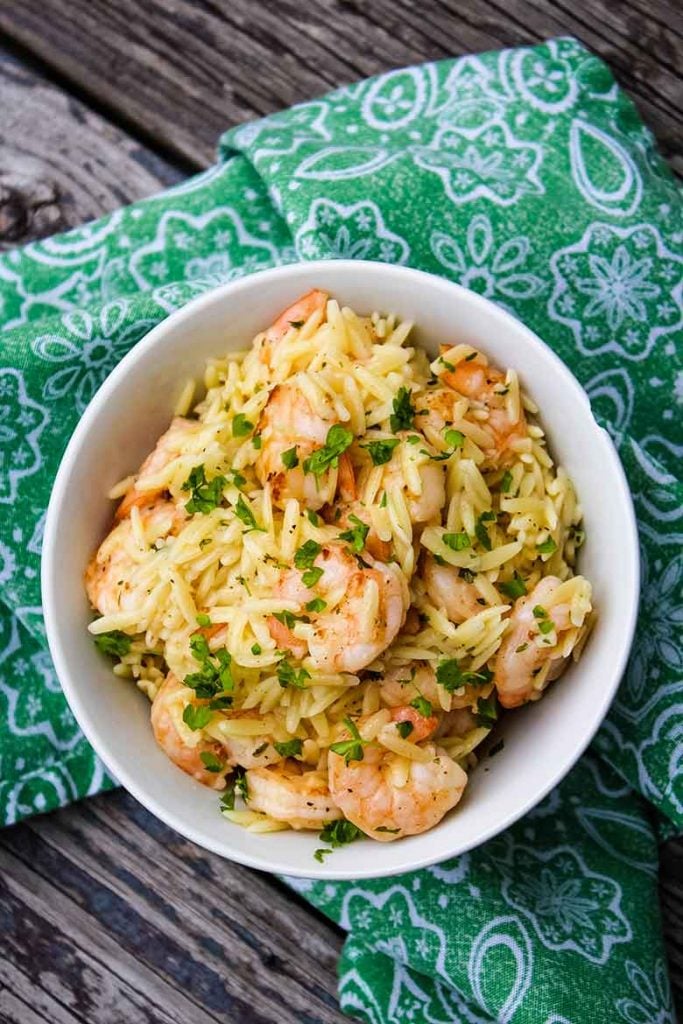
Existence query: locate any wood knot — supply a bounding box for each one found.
[0,174,66,249]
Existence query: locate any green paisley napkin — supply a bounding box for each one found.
[0,36,681,1023]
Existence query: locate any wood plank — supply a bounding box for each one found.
[0,0,680,172]
[0,790,346,1024]
[0,46,181,250]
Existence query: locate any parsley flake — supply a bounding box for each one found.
[93,630,131,658]
[303,424,353,477]
[475,695,498,729]
[281,446,299,469]
[474,510,496,551]
[200,751,224,773]
[305,597,327,613]
[537,537,557,555]
[443,531,471,552]
[294,540,322,569]
[302,566,324,588]
[396,721,414,739]
[232,413,254,437]
[276,658,311,689]
[274,738,303,758]
[500,470,513,493]
[339,514,369,553]
[330,717,366,764]
[390,387,415,432]
[499,572,527,600]
[234,494,263,532]
[362,438,400,466]
[181,465,228,515]
[410,695,433,718]
[182,704,211,731]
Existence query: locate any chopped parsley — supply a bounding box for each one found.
[410,695,433,718]
[272,610,299,629]
[232,413,254,437]
[362,437,400,466]
[306,509,320,526]
[500,470,513,493]
[196,613,212,628]
[303,424,353,476]
[251,643,262,655]
[289,319,305,329]
[294,540,322,569]
[181,464,228,515]
[184,633,234,700]
[315,818,362,861]
[475,695,498,729]
[281,446,299,469]
[234,494,263,532]
[276,658,311,689]
[252,433,262,450]
[515,642,529,653]
[339,514,369,553]
[274,738,303,758]
[474,510,496,551]
[439,356,455,371]
[93,630,131,657]
[182,704,211,731]
[252,742,268,757]
[444,428,465,449]
[406,434,421,445]
[539,618,555,635]
[199,751,223,773]
[389,386,415,432]
[221,766,248,809]
[443,531,471,552]
[499,572,527,600]
[533,605,548,619]
[570,526,585,548]
[459,567,476,583]
[306,597,327,613]
[537,537,557,555]
[302,566,324,588]
[396,720,414,739]
[436,658,491,693]
[375,826,401,834]
[329,717,366,764]
[379,492,388,508]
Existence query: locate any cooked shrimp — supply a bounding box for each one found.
[245,761,343,829]
[441,356,527,465]
[390,705,440,742]
[423,554,484,623]
[330,501,392,562]
[382,438,446,523]
[218,711,283,769]
[269,541,409,673]
[380,661,485,712]
[328,739,467,841]
[85,500,185,616]
[255,381,343,510]
[494,576,575,708]
[259,289,329,365]
[151,674,228,789]
[116,417,195,519]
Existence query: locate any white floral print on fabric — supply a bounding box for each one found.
[129,207,282,291]
[295,199,410,264]
[616,959,675,1024]
[430,214,545,307]
[500,845,631,964]
[548,222,682,360]
[31,300,158,415]
[625,549,682,702]
[0,370,48,505]
[413,121,544,206]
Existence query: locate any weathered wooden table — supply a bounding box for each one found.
[0,3,681,1021]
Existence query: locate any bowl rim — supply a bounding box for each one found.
[41,259,640,878]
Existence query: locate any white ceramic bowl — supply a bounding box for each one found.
[42,260,639,879]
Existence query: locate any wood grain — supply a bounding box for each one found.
[0,791,346,1024]
[0,47,181,250]
[0,0,680,173]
